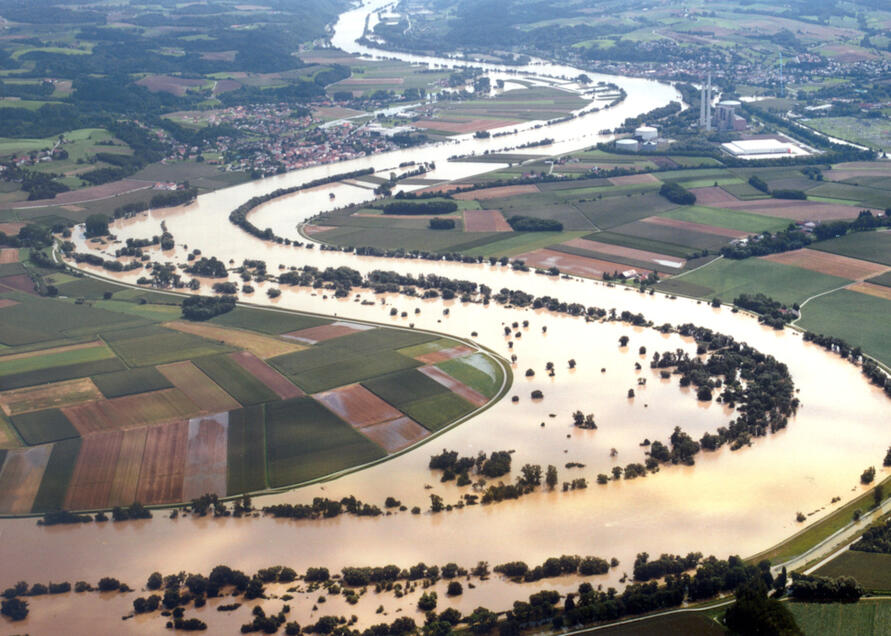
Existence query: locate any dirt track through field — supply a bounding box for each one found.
[360,417,429,453]
[182,413,229,500]
[848,281,891,301]
[64,430,124,511]
[0,445,52,514]
[463,209,512,232]
[516,249,652,279]
[158,361,241,413]
[315,384,404,429]
[229,351,304,399]
[454,184,539,201]
[135,420,188,505]
[419,366,488,407]
[107,428,147,507]
[760,248,888,280]
[642,216,749,239]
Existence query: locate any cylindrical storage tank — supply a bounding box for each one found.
[635,125,658,141]
[616,138,640,152]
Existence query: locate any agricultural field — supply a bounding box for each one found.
[812,231,891,267]
[814,550,891,592]
[787,599,891,636]
[798,289,891,367]
[804,116,891,153]
[0,279,504,513]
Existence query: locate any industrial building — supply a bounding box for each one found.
[721,138,809,158]
[714,100,747,131]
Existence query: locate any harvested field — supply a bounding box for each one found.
[608,173,660,186]
[182,413,229,500]
[563,237,685,269]
[516,249,651,279]
[62,388,200,435]
[415,346,475,364]
[0,299,18,308]
[164,320,302,359]
[0,222,25,235]
[282,321,373,345]
[688,186,742,206]
[64,430,123,510]
[848,281,891,301]
[314,384,403,429]
[419,366,488,407]
[718,199,870,221]
[0,248,18,264]
[359,417,428,453]
[0,445,52,514]
[191,355,278,406]
[0,274,36,294]
[641,216,748,239]
[413,118,521,134]
[463,209,512,232]
[135,420,188,505]
[8,179,151,209]
[0,377,101,416]
[91,366,173,399]
[158,361,241,412]
[107,428,147,507]
[228,351,303,399]
[453,185,539,201]
[760,248,888,280]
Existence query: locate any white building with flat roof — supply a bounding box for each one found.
[721,138,809,159]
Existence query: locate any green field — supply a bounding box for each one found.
[30,438,82,513]
[812,231,891,266]
[462,231,587,258]
[798,289,891,367]
[438,353,503,398]
[102,325,233,367]
[0,344,116,378]
[866,271,891,288]
[290,350,422,394]
[227,405,268,495]
[210,307,331,334]
[264,397,386,487]
[787,599,891,636]
[362,368,450,407]
[56,277,128,299]
[583,230,696,259]
[91,367,174,399]
[674,258,850,306]
[661,206,790,234]
[192,354,278,406]
[9,408,79,446]
[572,612,726,636]
[400,392,477,432]
[814,550,891,592]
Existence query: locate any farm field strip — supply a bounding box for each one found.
[760,249,888,280]
[191,355,279,407]
[134,420,188,505]
[0,377,101,416]
[462,209,512,232]
[517,248,651,279]
[419,366,488,408]
[282,321,372,345]
[359,416,430,453]
[182,413,229,501]
[228,352,304,400]
[313,384,404,429]
[0,341,113,375]
[453,184,540,200]
[608,173,660,186]
[715,198,873,221]
[563,237,685,269]
[640,215,749,239]
[158,361,242,413]
[226,405,266,495]
[0,444,52,514]
[811,231,891,266]
[61,388,201,435]
[164,320,303,359]
[414,345,476,364]
[31,437,82,513]
[847,281,891,301]
[0,248,18,264]
[63,430,124,511]
[91,366,174,399]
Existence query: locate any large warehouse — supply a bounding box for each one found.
[721,138,810,159]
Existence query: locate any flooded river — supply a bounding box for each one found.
[3,1,889,633]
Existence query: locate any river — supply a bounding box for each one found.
[3,1,889,633]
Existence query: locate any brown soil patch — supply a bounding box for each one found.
[463,209,512,232]
[135,420,188,505]
[0,222,25,235]
[6,179,151,209]
[415,346,475,364]
[63,388,200,435]
[848,282,891,301]
[0,299,18,309]
[642,216,749,239]
[761,249,888,280]
[718,199,873,221]
[360,416,429,453]
[158,361,241,413]
[0,445,52,514]
[516,249,652,279]
[164,320,302,359]
[0,340,102,363]
[609,173,660,186]
[454,184,539,201]
[283,321,372,345]
[0,377,101,416]
[315,384,403,429]
[689,186,742,206]
[0,274,36,294]
[302,224,337,236]
[413,118,521,134]
[419,366,488,408]
[64,430,124,510]
[563,238,686,269]
[182,413,229,500]
[229,351,303,399]
[107,427,147,507]
[0,248,18,264]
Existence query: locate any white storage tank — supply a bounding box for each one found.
[616,138,640,152]
[635,125,658,141]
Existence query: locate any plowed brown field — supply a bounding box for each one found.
[229,351,303,399]
[360,417,429,453]
[64,430,124,510]
[182,413,228,500]
[135,420,188,505]
[463,209,512,232]
[107,428,147,507]
[0,248,18,264]
[761,248,888,280]
[315,384,403,428]
[454,184,539,201]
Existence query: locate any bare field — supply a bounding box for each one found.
[0,377,102,416]
[228,351,303,399]
[63,430,123,510]
[453,185,539,201]
[302,224,337,236]
[0,248,18,264]
[136,75,208,96]
[315,384,403,428]
[419,366,487,407]
[847,281,891,301]
[0,299,18,309]
[164,320,302,359]
[688,186,742,205]
[641,216,749,238]
[0,274,36,294]
[135,420,188,505]
[158,361,242,413]
[415,346,475,364]
[0,445,52,514]
[62,388,200,435]
[463,209,512,232]
[719,199,872,221]
[182,413,228,500]
[608,173,660,186]
[106,428,146,507]
[563,237,685,268]
[516,248,651,279]
[360,416,429,453]
[0,223,25,235]
[282,321,369,345]
[761,248,887,280]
